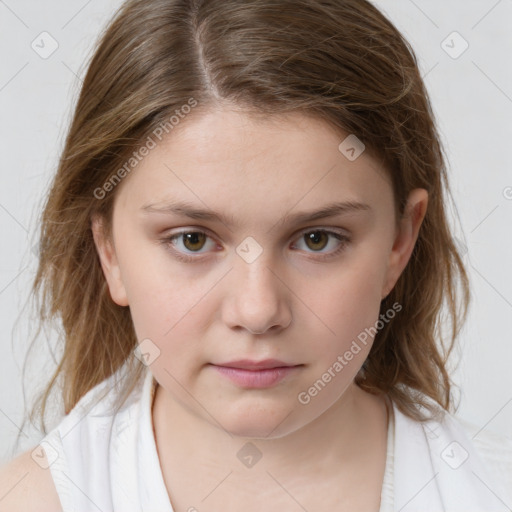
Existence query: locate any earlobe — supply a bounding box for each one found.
[381,188,428,299]
[91,215,129,307]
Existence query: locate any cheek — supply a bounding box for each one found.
[305,249,388,356]
[116,233,186,328]
[120,250,223,380]
[127,279,209,388]
[127,273,204,344]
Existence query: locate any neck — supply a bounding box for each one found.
[152,380,389,477]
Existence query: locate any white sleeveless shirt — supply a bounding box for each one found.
[40,367,511,511]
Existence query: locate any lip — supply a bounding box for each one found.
[215,359,296,370]
[210,360,303,388]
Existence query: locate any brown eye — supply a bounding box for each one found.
[162,230,217,262]
[304,231,329,251]
[162,227,350,264]
[181,232,207,252]
[292,229,350,260]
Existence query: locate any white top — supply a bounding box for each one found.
[40,367,511,512]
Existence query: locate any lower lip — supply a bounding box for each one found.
[211,365,301,388]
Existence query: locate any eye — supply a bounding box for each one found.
[161,228,350,263]
[162,230,218,262]
[292,229,350,260]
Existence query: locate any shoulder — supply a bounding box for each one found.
[406,397,512,467]
[455,415,512,474]
[0,448,62,512]
[0,369,150,512]
[429,409,512,496]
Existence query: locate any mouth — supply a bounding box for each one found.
[209,359,304,388]
[215,359,299,370]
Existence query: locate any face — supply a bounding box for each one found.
[92,107,427,439]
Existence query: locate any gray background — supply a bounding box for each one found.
[1,0,511,463]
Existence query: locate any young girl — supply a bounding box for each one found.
[1,0,511,511]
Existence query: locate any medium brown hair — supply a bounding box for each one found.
[21,0,470,442]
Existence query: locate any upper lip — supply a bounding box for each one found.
[214,359,299,370]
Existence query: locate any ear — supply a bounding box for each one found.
[381,188,428,299]
[91,215,129,306]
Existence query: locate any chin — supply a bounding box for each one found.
[218,405,303,440]
[226,422,292,440]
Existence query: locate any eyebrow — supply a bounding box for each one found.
[141,199,372,228]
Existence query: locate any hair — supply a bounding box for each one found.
[20,0,470,444]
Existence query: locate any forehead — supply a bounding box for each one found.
[113,108,393,224]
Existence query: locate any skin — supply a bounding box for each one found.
[89,106,428,511]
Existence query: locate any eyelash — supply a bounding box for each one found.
[160,228,351,263]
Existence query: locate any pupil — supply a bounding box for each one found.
[184,232,205,251]
[307,231,327,250]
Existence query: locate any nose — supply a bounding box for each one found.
[221,254,292,335]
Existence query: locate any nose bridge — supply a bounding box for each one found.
[223,240,291,333]
[234,244,281,304]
